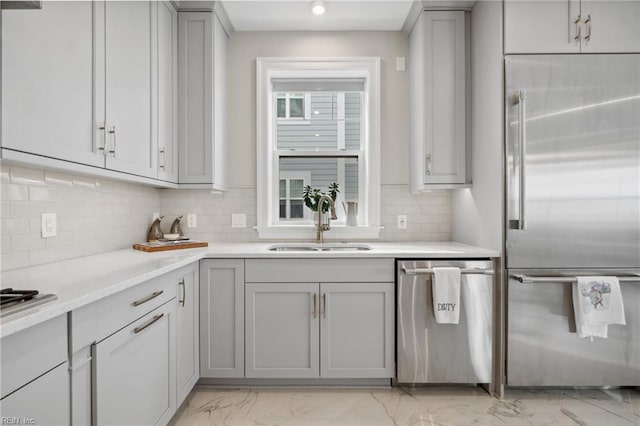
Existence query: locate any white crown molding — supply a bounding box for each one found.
[402,0,477,34]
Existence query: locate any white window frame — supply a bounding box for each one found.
[256,57,381,240]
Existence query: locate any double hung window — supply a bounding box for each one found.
[257,58,381,239]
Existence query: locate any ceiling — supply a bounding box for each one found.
[221,1,415,31]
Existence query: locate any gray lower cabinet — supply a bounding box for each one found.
[200,259,245,377]
[176,263,199,406]
[0,362,70,426]
[320,282,394,378]
[94,301,176,426]
[245,281,394,379]
[0,314,69,425]
[245,282,320,378]
[243,258,395,380]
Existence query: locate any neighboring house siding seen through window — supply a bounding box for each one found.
[256,58,381,239]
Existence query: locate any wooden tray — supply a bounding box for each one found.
[133,240,208,252]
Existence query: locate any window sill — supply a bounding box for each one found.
[257,225,381,240]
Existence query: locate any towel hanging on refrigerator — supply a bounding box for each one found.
[572,276,626,339]
[432,267,461,324]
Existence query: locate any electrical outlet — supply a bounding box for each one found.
[397,215,407,230]
[187,213,197,228]
[152,212,160,221]
[232,213,246,228]
[41,213,57,238]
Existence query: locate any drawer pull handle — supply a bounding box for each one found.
[312,293,317,319]
[322,293,327,319]
[178,279,185,307]
[134,313,164,334]
[132,290,163,307]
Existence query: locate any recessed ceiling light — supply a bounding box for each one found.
[313,110,320,115]
[309,0,327,16]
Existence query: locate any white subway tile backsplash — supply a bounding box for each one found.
[1,164,452,271]
[44,171,74,187]
[10,166,46,186]
[1,164,160,271]
[2,184,29,201]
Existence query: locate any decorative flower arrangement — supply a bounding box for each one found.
[302,183,339,213]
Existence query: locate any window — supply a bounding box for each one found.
[279,172,310,220]
[257,58,381,239]
[276,93,310,120]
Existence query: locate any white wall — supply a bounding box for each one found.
[161,31,452,243]
[226,31,410,187]
[451,1,503,251]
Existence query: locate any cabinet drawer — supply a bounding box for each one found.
[72,272,177,345]
[245,258,394,283]
[1,314,67,399]
[95,272,176,341]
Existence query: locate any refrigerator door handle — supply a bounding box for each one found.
[509,90,527,230]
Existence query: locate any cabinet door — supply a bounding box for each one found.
[245,283,320,378]
[0,362,70,426]
[95,302,176,426]
[320,282,394,378]
[579,1,640,53]
[1,2,104,167]
[504,0,581,54]
[176,263,199,406]
[422,11,466,185]
[157,1,179,182]
[178,12,213,184]
[104,0,158,178]
[200,259,245,378]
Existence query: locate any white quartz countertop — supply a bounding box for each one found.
[0,241,498,338]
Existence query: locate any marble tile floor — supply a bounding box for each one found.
[172,386,640,426]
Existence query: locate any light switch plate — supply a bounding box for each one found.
[397,214,407,230]
[187,213,197,228]
[396,57,406,72]
[41,213,57,238]
[232,213,246,228]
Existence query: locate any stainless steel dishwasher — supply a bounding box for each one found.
[396,259,494,384]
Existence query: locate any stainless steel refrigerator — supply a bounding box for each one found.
[505,54,640,386]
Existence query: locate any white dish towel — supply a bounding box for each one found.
[572,276,626,339]
[432,267,461,324]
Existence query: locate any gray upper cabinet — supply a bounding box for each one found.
[504,0,640,54]
[200,259,244,378]
[178,12,228,189]
[176,263,199,406]
[157,1,179,183]
[1,2,102,167]
[1,1,182,184]
[410,11,468,191]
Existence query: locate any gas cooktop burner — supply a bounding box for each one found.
[0,288,57,318]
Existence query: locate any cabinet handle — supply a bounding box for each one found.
[134,313,164,334]
[574,15,582,41]
[132,290,163,307]
[312,293,317,319]
[159,148,165,170]
[178,279,185,307]
[108,125,117,157]
[322,293,326,319]
[425,153,432,176]
[98,122,107,154]
[584,15,592,41]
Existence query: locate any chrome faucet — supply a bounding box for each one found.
[316,195,337,244]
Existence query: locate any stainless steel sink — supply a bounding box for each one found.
[268,243,372,252]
